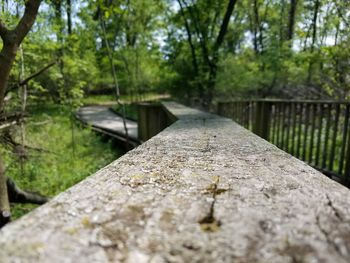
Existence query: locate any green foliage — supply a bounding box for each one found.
[216,51,261,97]
[82,94,116,105]
[94,0,169,98]
[165,0,350,101]
[2,0,350,105]
[114,104,138,121]
[0,103,122,219]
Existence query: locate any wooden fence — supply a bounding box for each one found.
[218,100,350,186]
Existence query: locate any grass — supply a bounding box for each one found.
[113,104,138,121]
[82,93,170,121]
[1,102,123,219]
[82,92,170,106]
[82,94,115,105]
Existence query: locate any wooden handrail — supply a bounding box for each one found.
[1,102,350,262]
[217,100,350,185]
[219,99,350,104]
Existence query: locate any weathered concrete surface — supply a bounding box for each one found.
[162,101,218,120]
[76,105,138,141]
[1,102,350,262]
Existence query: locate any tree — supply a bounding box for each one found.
[306,0,320,84]
[176,0,238,107]
[94,0,167,100]
[0,0,42,227]
[287,0,298,42]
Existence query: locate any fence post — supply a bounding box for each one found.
[217,102,224,116]
[137,103,168,142]
[343,128,350,187]
[253,100,271,141]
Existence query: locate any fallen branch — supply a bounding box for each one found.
[7,177,49,205]
[28,120,52,126]
[0,121,17,131]
[1,131,56,155]
[19,61,56,87]
[4,61,56,97]
[0,112,28,122]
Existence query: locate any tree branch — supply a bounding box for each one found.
[335,4,350,28]
[0,20,8,39]
[7,177,49,205]
[19,61,56,86]
[184,0,212,69]
[0,112,27,122]
[0,121,17,131]
[14,0,42,45]
[177,0,198,75]
[214,0,238,53]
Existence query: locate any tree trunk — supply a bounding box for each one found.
[177,0,198,77]
[175,0,237,108]
[53,0,65,93]
[278,0,286,46]
[310,0,319,53]
[1,2,42,101]
[0,157,10,227]
[307,0,320,84]
[185,1,212,76]
[0,0,42,227]
[177,0,204,97]
[252,0,259,54]
[66,0,72,35]
[204,0,238,108]
[0,43,18,112]
[287,0,297,42]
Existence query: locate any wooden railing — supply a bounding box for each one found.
[218,100,350,185]
[1,102,350,262]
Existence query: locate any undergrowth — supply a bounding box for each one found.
[1,102,123,219]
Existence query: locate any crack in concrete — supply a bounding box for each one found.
[198,120,221,232]
[199,176,221,232]
[326,194,343,221]
[316,214,342,256]
[312,194,349,257]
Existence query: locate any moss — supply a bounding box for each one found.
[81,217,92,228]
[199,215,221,233]
[65,227,80,235]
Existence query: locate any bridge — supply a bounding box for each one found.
[0,102,350,262]
[75,105,140,148]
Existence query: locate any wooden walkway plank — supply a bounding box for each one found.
[76,105,139,145]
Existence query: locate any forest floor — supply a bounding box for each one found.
[1,101,124,219]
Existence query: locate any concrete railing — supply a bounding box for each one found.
[1,102,350,262]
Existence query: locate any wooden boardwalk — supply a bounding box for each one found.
[75,105,140,147]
